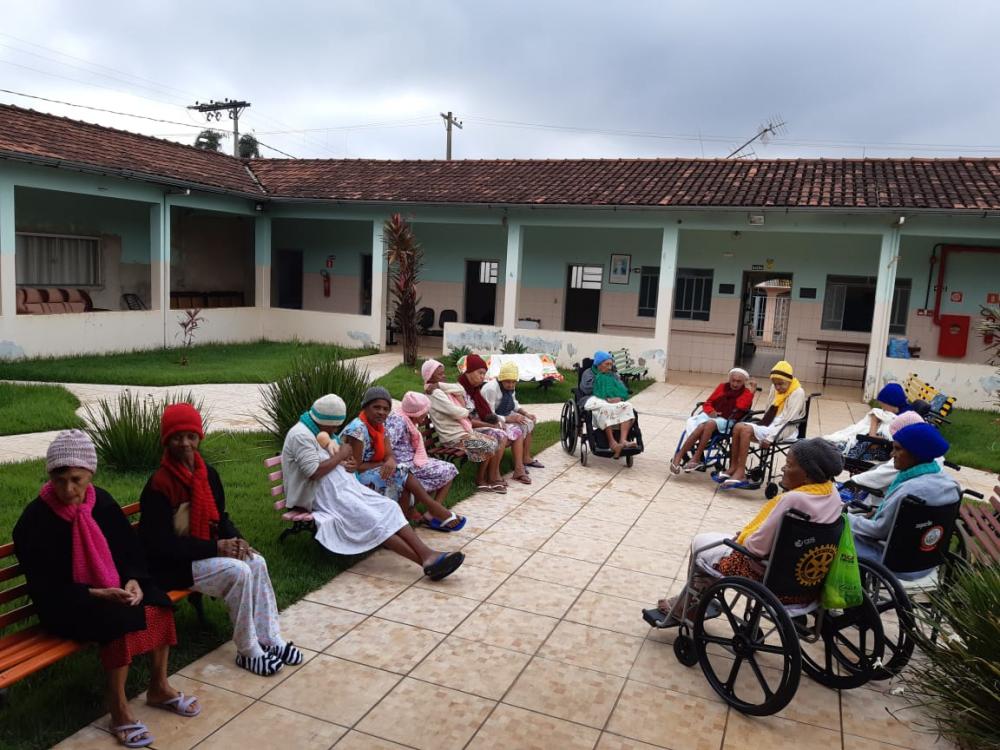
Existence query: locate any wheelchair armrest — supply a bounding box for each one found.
[944,460,961,471]
[962,489,985,500]
[848,499,874,513]
[722,538,765,562]
[743,409,766,421]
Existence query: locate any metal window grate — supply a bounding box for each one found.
[673,268,713,321]
[638,267,659,317]
[478,261,498,285]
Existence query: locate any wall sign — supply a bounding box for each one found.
[950,291,963,303]
[799,287,817,299]
[718,283,736,295]
[751,264,764,271]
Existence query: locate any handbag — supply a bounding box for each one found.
[821,515,864,610]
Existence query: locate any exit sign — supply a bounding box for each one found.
[988,292,999,304]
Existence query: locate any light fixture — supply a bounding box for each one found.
[748,213,765,226]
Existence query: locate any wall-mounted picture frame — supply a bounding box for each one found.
[609,253,631,284]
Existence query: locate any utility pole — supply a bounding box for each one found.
[188,99,251,157]
[439,111,463,160]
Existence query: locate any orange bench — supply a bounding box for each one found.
[15,287,94,314]
[0,502,199,691]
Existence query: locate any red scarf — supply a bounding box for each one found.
[459,373,494,421]
[40,482,120,589]
[151,450,220,541]
[359,412,387,462]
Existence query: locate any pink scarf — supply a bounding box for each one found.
[396,410,429,468]
[40,482,120,589]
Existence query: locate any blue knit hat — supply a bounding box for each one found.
[877,383,909,411]
[593,351,612,366]
[894,423,949,463]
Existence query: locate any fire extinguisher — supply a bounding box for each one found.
[320,269,331,298]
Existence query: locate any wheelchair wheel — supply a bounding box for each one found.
[674,631,698,667]
[626,454,634,468]
[693,577,801,716]
[580,440,589,466]
[858,559,915,679]
[560,401,578,455]
[800,595,885,689]
[747,466,765,484]
[764,482,780,499]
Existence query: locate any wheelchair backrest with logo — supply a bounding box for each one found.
[881,495,961,574]
[762,512,844,601]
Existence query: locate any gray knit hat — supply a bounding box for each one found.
[361,386,392,408]
[46,429,98,474]
[788,438,843,483]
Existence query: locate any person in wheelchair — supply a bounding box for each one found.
[836,411,925,503]
[651,438,844,623]
[671,367,754,474]
[578,350,637,458]
[716,360,806,489]
[824,382,912,455]
[848,422,959,581]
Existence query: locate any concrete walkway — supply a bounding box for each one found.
[53,382,961,750]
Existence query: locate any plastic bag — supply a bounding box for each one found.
[886,337,911,358]
[821,515,864,609]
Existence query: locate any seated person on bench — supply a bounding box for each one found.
[671,367,754,474]
[848,422,959,580]
[836,411,925,502]
[481,361,541,484]
[14,431,197,749]
[824,383,912,454]
[653,438,844,623]
[717,360,806,489]
[580,350,637,458]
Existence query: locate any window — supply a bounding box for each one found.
[673,268,713,321]
[15,233,101,286]
[638,267,659,317]
[478,261,498,285]
[822,275,911,333]
[569,265,602,290]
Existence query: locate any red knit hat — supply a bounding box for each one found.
[465,353,489,373]
[161,402,205,444]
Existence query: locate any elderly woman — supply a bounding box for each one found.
[671,367,754,474]
[139,403,298,678]
[480,361,540,484]
[717,360,806,489]
[652,438,844,623]
[281,394,466,576]
[849,423,960,580]
[14,431,197,749]
[824,382,912,454]
[579,350,636,458]
[837,411,925,502]
[424,358,507,493]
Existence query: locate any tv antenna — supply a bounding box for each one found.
[727,116,787,159]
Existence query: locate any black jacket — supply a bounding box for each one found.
[12,488,171,645]
[138,463,241,591]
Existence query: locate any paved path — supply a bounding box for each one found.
[55,384,956,750]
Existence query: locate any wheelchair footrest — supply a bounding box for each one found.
[642,608,678,628]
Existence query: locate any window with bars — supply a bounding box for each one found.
[478,261,498,284]
[569,265,603,290]
[822,275,911,333]
[15,233,102,286]
[673,268,713,320]
[638,266,659,317]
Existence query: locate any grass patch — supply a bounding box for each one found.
[0,422,560,750]
[0,340,375,386]
[0,383,83,436]
[938,409,1000,474]
[375,362,654,404]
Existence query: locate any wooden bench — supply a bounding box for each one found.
[265,456,317,543]
[0,502,199,691]
[815,340,868,386]
[958,480,1000,564]
[902,373,957,425]
[611,348,647,384]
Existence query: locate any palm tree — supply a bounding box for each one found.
[238,133,261,159]
[194,130,223,152]
[383,214,423,366]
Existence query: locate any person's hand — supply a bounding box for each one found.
[524,412,536,422]
[340,454,357,472]
[90,587,133,605]
[379,456,397,480]
[507,413,524,424]
[123,579,144,606]
[217,538,251,559]
[608,397,622,404]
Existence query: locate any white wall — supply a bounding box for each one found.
[0,311,164,359]
[262,308,380,351]
[882,355,1000,412]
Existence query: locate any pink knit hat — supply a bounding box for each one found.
[421,359,444,384]
[889,410,924,436]
[401,391,431,418]
[46,429,98,474]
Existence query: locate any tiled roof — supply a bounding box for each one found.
[0,104,262,195]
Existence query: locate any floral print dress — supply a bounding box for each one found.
[340,418,408,500]
[385,413,458,492]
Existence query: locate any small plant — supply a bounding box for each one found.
[84,390,209,472]
[177,308,206,366]
[500,336,528,354]
[258,354,372,446]
[444,345,472,367]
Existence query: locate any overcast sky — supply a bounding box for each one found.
[2,1,999,161]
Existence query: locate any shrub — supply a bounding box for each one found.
[84,390,208,472]
[444,345,471,367]
[902,562,1000,749]
[258,355,372,446]
[501,336,528,354]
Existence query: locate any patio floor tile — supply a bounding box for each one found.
[333,731,411,749]
[195,701,346,750]
[304,572,408,614]
[627,640,723,701]
[722,712,842,750]
[606,679,727,750]
[460,539,534,572]
[841,687,953,750]
[348,549,427,584]
[539,620,642,677]
[486,574,581,618]
[605,544,687,579]
[412,563,510,600]
[564,589,652,637]
[467,704,600,750]
[375,587,479,633]
[540,531,619,563]
[596,732,669,749]
[518,550,601,588]
[277,600,367,653]
[324,616,443,673]
[178,641,315,699]
[504,655,624,728]
[409,635,531,699]
[452,602,559,654]
[587,565,675,603]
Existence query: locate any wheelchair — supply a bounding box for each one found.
[741,392,823,498]
[560,358,644,467]
[642,510,885,715]
[672,390,760,474]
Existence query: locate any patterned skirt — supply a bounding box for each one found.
[356,465,408,500]
[446,432,499,463]
[100,605,177,670]
[411,457,459,492]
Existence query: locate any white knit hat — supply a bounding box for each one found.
[310,394,347,427]
[46,429,98,474]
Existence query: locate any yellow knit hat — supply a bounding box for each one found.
[770,360,794,380]
[498,361,519,382]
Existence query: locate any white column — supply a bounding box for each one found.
[864,225,901,401]
[652,225,680,382]
[150,199,171,346]
[501,220,523,333]
[371,218,387,349]
[0,180,15,320]
[254,216,272,310]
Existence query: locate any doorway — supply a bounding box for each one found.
[361,254,372,315]
[564,264,602,333]
[735,271,793,376]
[464,260,498,324]
[274,249,303,310]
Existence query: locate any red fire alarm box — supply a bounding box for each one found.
[949,291,963,303]
[938,314,970,358]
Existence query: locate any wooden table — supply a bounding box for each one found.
[815,340,869,386]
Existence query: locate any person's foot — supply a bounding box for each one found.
[670,456,682,474]
[683,460,702,472]
[611,440,623,458]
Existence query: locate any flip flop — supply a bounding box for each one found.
[423,551,465,581]
[513,474,532,485]
[427,512,467,532]
[111,722,154,748]
[721,479,755,491]
[683,461,703,473]
[669,461,682,475]
[490,483,508,494]
[525,460,545,468]
[710,471,730,484]
[148,692,201,717]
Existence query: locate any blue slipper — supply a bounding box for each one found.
[710,471,730,484]
[721,479,755,491]
[424,551,465,581]
[428,513,467,533]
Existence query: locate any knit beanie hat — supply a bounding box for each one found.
[876,383,909,411]
[789,438,844,483]
[770,361,794,380]
[46,429,98,474]
[498,361,519,382]
[894,423,950,463]
[421,359,444,384]
[593,350,612,366]
[400,391,431,418]
[889,410,923,437]
[465,353,489,373]
[361,386,392,408]
[160,402,204,445]
[310,394,347,427]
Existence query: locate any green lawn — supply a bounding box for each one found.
[939,409,1000,474]
[0,423,560,750]
[375,362,654,404]
[0,383,83,436]
[0,341,375,386]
